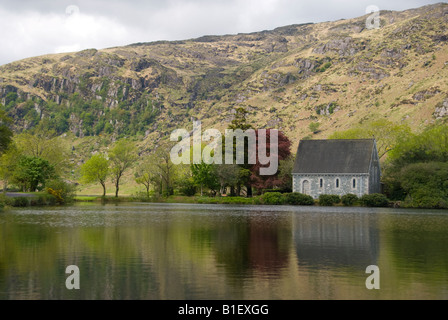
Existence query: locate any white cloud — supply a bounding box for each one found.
[0,0,444,66]
[0,7,144,65]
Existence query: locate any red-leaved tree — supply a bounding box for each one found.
[249,129,291,192]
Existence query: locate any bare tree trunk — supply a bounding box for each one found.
[115,179,120,198]
[101,182,106,197]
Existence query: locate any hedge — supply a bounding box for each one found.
[319,194,341,206]
[359,194,389,207]
[284,193,315,206]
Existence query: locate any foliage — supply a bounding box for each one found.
[262,192,285,205]
[341,194,359,206]
[215,164,240,196]
[151,145,179,197]
[309,122,320,134]
[359,194,389,207]
[80,153,109,197]
[13,156,55,192]
[0,194,13,209]
[134,154,177,198]
[179,178,197,197]
[277,154,295,192]
[12,197,30,207]
[0,144,20,192]
[387,124,448,168]
[250,129,292,192]
[225,107,254,196]
[46,179,76,204]
[318,194,341,206]
[329,119,411,158]
[284,192,314,206]
[109,139,138,197]
[382,124,448,208]
[191,162,220,196]
[0,106,13,155]
[228,107,253,131]
[397,162,448,209]
[14,128,72,178]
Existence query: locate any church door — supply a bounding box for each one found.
[302,180,310,196]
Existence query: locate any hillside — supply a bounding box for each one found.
[1,2,448,158]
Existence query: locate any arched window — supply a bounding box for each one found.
[319,178,324,189]
[353,178,357,189]
[336,178,340,189]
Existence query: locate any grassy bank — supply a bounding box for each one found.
[74,195,262,205]
[1,192,437,210]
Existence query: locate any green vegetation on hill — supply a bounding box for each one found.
[1,3,448,209]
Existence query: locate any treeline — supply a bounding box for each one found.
[383,124,448,209]
[1,105,294,206]
[0,118,75,206]
[328,119,448,209]
[2,91,161,137]
[80,108,295,199]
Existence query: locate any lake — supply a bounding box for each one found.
[1,203,448,300]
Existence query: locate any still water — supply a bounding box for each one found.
[1,203,448,300]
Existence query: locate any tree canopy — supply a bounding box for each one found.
[80,153,109,197]
[0,107,13,155]
[328,119,411,158]
[109,139,138,197]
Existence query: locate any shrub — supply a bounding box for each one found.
[262,188,291,194]
[402,188,448,209]
[179,179,197,197]
[319,194,341,206]
[0,194,13,209]
[360,193,389,207]
[341,194,359,206]
[262,192,285,205]
[13,197,30,207]
[46,179,76,204]
[285,193,314,206]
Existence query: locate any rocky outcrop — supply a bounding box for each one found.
[434,99,448,119]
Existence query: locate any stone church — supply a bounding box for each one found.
[292,139,381,199]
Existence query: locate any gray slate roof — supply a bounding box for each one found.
[293,139,376,174]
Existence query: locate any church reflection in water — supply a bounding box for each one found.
[292,212,380,270]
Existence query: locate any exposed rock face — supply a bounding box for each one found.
[434,99,448,119]
[0,3,447,139]
[313,37,361,56]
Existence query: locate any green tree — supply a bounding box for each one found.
[0,144,20,193]
[387,123,448,168]
[109,139,138,197]
[152,145,178,197]
[309,122,320,134]
[277,154,296,191]
[0,107,13,155]
[329,119,411,158]
[226,107,254,197]
[134,156,162,198]
[15,128,71,178]
[13,156,55,192]
[80,154,109,197]
[191,162,220,196]
[216,164,240,196]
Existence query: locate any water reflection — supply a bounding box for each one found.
[293,212,379,269]
[1,204,448,300]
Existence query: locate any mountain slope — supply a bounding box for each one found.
[1,3,448,153]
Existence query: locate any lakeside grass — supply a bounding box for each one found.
[73,194,263,205]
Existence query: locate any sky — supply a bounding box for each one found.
[0,0,443,66]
